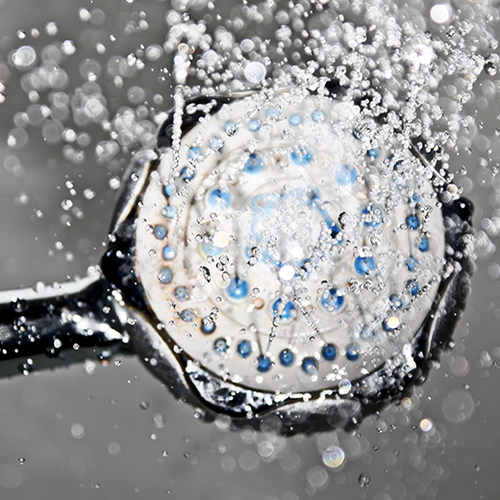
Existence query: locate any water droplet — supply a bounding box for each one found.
[322,446,345,468]
[198,266,211,285]
[244,61,267,84]
[442,389,475,423]
[108,442,121,456]
[70,423,85,439]
[419,417,433,432]
[359,473,370,487]
[12,46,36,69]
[45,22,58,36]
[307,466,329,487]
[430,4,451,25]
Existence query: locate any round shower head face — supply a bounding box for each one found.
[135,88,446,398]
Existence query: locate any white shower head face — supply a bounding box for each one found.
[135,89,445,395]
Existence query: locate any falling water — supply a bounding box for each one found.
[0,0,499,497]
[130,0,487,401]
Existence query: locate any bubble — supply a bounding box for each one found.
[322,446,345,468]
[11,46,36,69]
[244,61,267,84]
[430,4,451,24]
[442,389,475,423]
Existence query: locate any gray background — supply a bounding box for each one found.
[0,0,499,499]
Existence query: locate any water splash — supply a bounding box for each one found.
[0,0,497,433]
